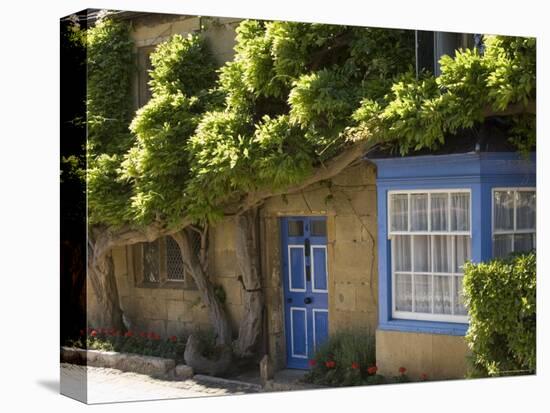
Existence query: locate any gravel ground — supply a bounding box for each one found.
[60,363,261,404]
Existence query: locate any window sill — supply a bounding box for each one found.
[136,280,196,290]
[379,319,468,336]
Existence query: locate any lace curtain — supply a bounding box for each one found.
[390,191,471,318]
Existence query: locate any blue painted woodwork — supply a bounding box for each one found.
[371,152,536,336]
[281,216,329,369]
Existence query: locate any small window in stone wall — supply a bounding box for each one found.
[130,236,195,289]
[137,45,155,108]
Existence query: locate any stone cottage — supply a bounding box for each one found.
[86,12,536,380]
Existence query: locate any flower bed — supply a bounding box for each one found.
[303,329,429,386]
[66,327,186,364]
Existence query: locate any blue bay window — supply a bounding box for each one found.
[372,152,536,336]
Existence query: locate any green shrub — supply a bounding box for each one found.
[463,251,536,377]
[303,329,380,386]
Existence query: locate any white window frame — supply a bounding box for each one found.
[388,189,471,324]
[492,187,536,257]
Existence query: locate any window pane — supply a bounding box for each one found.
[310,220,327,236]
[413,235,430,272]
[450,193,470,231]
[166,236,185,281]
[394,235,411,272]
[494,234,513,258]
[434,275,452,314]
[514,233,535,253]
[288,220,304,237]
[430,193,448,231]
[143,240,160,282]
[414,274,432,313]
[433,235,452,273]
[454,276,468,316]
[411,193,428,231]
[455,235,471,273]
[516,191,536,230]
[390,194,408,232]
[395,273,412,311]
[494,190,514,231]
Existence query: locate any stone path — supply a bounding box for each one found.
[60,363,261,404]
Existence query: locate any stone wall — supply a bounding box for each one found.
[260,162,379,370]
[376,330,469,380]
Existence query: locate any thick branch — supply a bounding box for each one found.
[482,100,536,117]
[240,139,377,212]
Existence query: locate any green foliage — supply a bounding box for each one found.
[463,252,536,377]
[303,329,378,387]
[149,34,217,97]
[86,18,134,155]
[84,14,535,230]
[353,35,536,155]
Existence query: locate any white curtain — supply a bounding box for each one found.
[454,276,467,315]
[413,235,430,272]
[411,193,428,231]
[434,276,452,314]
[431,193,448,231]
[414,274,431,313]
[455,235,471,272]
[516,191,536,230]
[494,190,514,230]
[514,233,535,252]
[494,234,513,258]
[390,194,408,231]
[394,235,411,271]
[433,235,451,273]
[451,193,470,231]
[395,274,412,311]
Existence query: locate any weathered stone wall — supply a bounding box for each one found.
[87,246,211,337]
[260,162,379,370]
[376,330,469,380]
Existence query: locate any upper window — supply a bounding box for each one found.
[137,45,155,108]
[133,236,188,286]
[389,190,471,323]
[493,188,536,258]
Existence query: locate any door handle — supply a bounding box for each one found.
[306,265,311,282]
[304,297,312,304]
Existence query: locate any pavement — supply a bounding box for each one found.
[60,363,262,404]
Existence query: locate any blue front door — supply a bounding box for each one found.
[281,216,329,369]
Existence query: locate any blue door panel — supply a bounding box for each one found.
[289,246,306,291]
[290,308,308,358]
[313,310,329,351]
[312,247,328,291]
[282,217,329,369]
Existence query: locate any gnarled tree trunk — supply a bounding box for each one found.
[171,228,232,346]
[87,234,125,331]
[234,208,264,358]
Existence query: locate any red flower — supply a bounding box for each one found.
[148,332,156,339]
[308,359,317,367]
[139,332,147,338]
[398,366,407,375]
[170,335,177,343]
[367,365,378,375]
[325,360,336,369]
[351,362,360,370]
[90,330,97,337]
[420,373,428,381]
[124,331,134,338]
